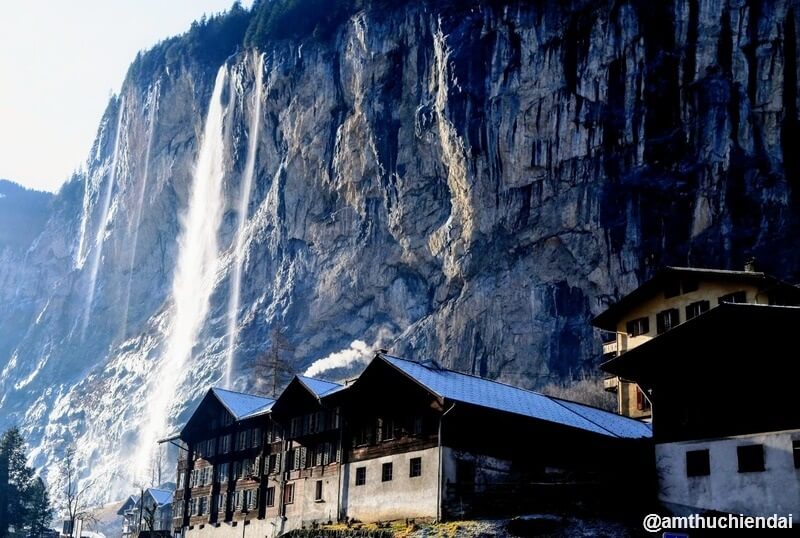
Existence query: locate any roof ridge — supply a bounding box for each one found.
[212,386,274,401]
[297,375,342,386]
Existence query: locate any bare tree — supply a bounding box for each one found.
[148,445,164,488]
[58,447,96,536]
[253,327,295,397]
[141,495,157,533]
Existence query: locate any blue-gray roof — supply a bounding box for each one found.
[211,387,275,420]
[297,376,344,398]
[146,488,173,507]
[381,355,651,439]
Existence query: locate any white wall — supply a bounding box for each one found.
[656,429,800,521]
[185,516,284,538]
[342,447,440,522]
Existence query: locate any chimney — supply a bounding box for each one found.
[744,257,758,272]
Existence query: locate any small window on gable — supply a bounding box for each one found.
[413,417,424,435]
[737,444,765,473]
[664,280,681,298]
[682,279,699,293]
[656,308,680,334]
[685,300,710,320]
[719,291,747,304]
[686,449,710,477]
[626,317,650,337]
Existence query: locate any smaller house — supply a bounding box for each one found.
[601,301,800,520]
[118,488,174,538]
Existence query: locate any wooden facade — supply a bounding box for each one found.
[172,355,652,537]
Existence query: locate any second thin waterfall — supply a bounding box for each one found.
[224,53,264,388]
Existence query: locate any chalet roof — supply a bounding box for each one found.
[380,355,651,439]
[116,495,139,515]
[600,303,800,382]
[591,266,800,331]
[146,488,173,507]
[296,375,344,398]
[210,387,275,420]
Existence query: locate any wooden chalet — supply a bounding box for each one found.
[170,355,652,537]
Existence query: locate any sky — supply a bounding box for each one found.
[0,1,252,193]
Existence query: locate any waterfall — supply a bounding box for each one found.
[224,53,264,388]
[133,66,229,476]
[121,84,160,339]
[81,96,127,339]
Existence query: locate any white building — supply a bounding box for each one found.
[602,301,800,520]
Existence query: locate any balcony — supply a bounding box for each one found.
[602,340,618,356]
[603,375,619,393]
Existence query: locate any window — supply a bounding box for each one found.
[265,487,275,507]
[197,497,207,516]
[626,317,649,336]
[177,470,185,490]
[737,444,765,473]
[215,493,226,514]
[413,417,424,435]
[267,454,278,474]
[635,387,651,411]
[314,480,323,501]
[241,458,255,477]
[217,462,229,484]
[243,489,257,511]
[664,280,681,298]
[236,430,249,451]
[656,308,680,334]
[290,417,302,438]
[686,300,710,320]
[251,428,262,448]
[719,291,747,304]
[682,279,699,293]
[794,440,800,469]
[355,467,366,486]
[685,449,710,477]
[231,491,241,512]
[409,457,422,478]
[283,483,295,504]
[354,425,372,446]
[380,418,396,441]
[220,434,231,454]
[382,462,393,482]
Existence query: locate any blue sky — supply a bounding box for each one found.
[0,1,252,192]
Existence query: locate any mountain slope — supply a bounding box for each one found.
[1,0,799,502]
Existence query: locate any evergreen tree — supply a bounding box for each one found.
[25,478,53,538]
[1,450,8,538]
[0,427,51,537]
[0,427,35,534]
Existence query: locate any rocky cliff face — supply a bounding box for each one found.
[2,0,799,501]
